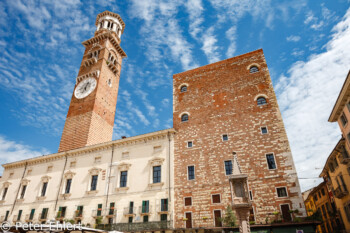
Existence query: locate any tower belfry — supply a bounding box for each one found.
[58,11,126,152]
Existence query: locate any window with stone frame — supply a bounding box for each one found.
[120,171,128,187]
[181,114,189,122]
[180,85,187,93]
[342,145,350,159]
[250,66,259,73]
[224,160,233,175]
[266,154,277,169]
[153,166,161,183]
[187,141,193,148]
[90,175,98,191]
[261,127,268,134]
[184,197,192,206]
[344,202,350,222]
[212,194,221,204]
[340,113,348,126]
[41,182,48,196]
[188,166,195,180]
[276,187,288,197]
[257,97,267,106]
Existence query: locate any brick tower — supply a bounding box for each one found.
[173,49,305,228]
[58,11,126,152]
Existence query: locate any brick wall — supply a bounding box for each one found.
[173,49,305,227]
[58,37,122,152]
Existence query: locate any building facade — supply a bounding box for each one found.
[320,70,350,232]
[0,129,175,230]
[0,10,307,232]
[303,182,341,233]
[172,50,306,228]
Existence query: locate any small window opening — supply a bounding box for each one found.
[261,127,268,134]
[222,134,228,141]
[180,85,187,93]
[257,97,267,106]
[181,114,189,122]
[250,66,259,73]
[187,141,193,148]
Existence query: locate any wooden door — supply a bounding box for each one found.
[185,212,192,228]
[214,210,222,227]
[281,204,292,222]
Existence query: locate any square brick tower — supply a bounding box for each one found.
[58,11,126,152]
[173,49,305,228]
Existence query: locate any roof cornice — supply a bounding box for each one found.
[2,128,176,169]
[329,70,350,122]
[319,138,344,177]
[95,11,125,33]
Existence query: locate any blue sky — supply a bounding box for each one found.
[0,0,350,191]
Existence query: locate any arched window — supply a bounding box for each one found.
[257,97,267,106]
[180,85,187,93]
[250,66,259,73]
[181,114,189,122]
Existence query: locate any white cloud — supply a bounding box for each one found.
[286,35,301,42]
[225,26,237,57]
[0,136,49,174]
[201,27,220,63]
[276,8,350,191]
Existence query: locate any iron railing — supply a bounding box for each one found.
[97,221,171,232]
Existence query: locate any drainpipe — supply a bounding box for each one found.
[105,144,115,212]
[11,162,28,214]
[168,131,172,228]
[54,153,68,211]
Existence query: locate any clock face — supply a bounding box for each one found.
[74,77,97,99]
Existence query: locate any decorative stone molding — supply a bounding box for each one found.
[36,196,46,201]
[115,187,129,192]
[41,176,51,182]
[86,190,98,195]
[148,182,164,188]
[254,94,268,101]
[84,57,97,67]
[149,157,165,166]
[88,167,102,175]
[2,182,11,188]
[76,70,100,84]
[64,170,76,179]
[88,43,103,53]
[60,193,71,199]
[117,162,131,171]
[21,179,30,186]
[247,63,261,70]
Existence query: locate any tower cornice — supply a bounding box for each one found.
[82,32,127,58]
[95,11,125,33]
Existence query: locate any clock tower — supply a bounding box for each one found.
[58,11,126,152]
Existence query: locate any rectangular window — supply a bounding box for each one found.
[261,127,268,134]
[91,175,98,191]
[29,209,35,220]
[70,161,76,167]
[17,210,22,221]
[65,179,72,194]
[339,174,348,191]
[341,113,348,126]
[184,197,192,206]
[128,216,133,223]
[222,134,228,141]
[212,194,221,204]
[347,133,350,143]
[161,198,168,211]
[47,166,53,172]
[2,187,8,200]
[187,141,193,148]
[188,166,195,180]
[109,202,115,215]
[342,146,349,159]
[276,187,288,197]
[59,207,66,218]
[120,171,128,187]
[142,200,149,213]
[41,182,48,196]
[77,206,83,217]
[95,157,101,163]
[224,160,233,175]
[4,211,9,221]
[153,166,161,183]
[41,208,48,219]
[97,204,102,216]
[161,214,167,221]
[122,152,130,159]
[266,154,277,169]
[129,202,134,214]
[143,215,149,222]
[20,185,27,199]
[321,188,325,196]
[9,173,13,178]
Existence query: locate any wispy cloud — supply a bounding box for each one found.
[276,8,350,191]
[286,35,301,42]
[0,135,49,174]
